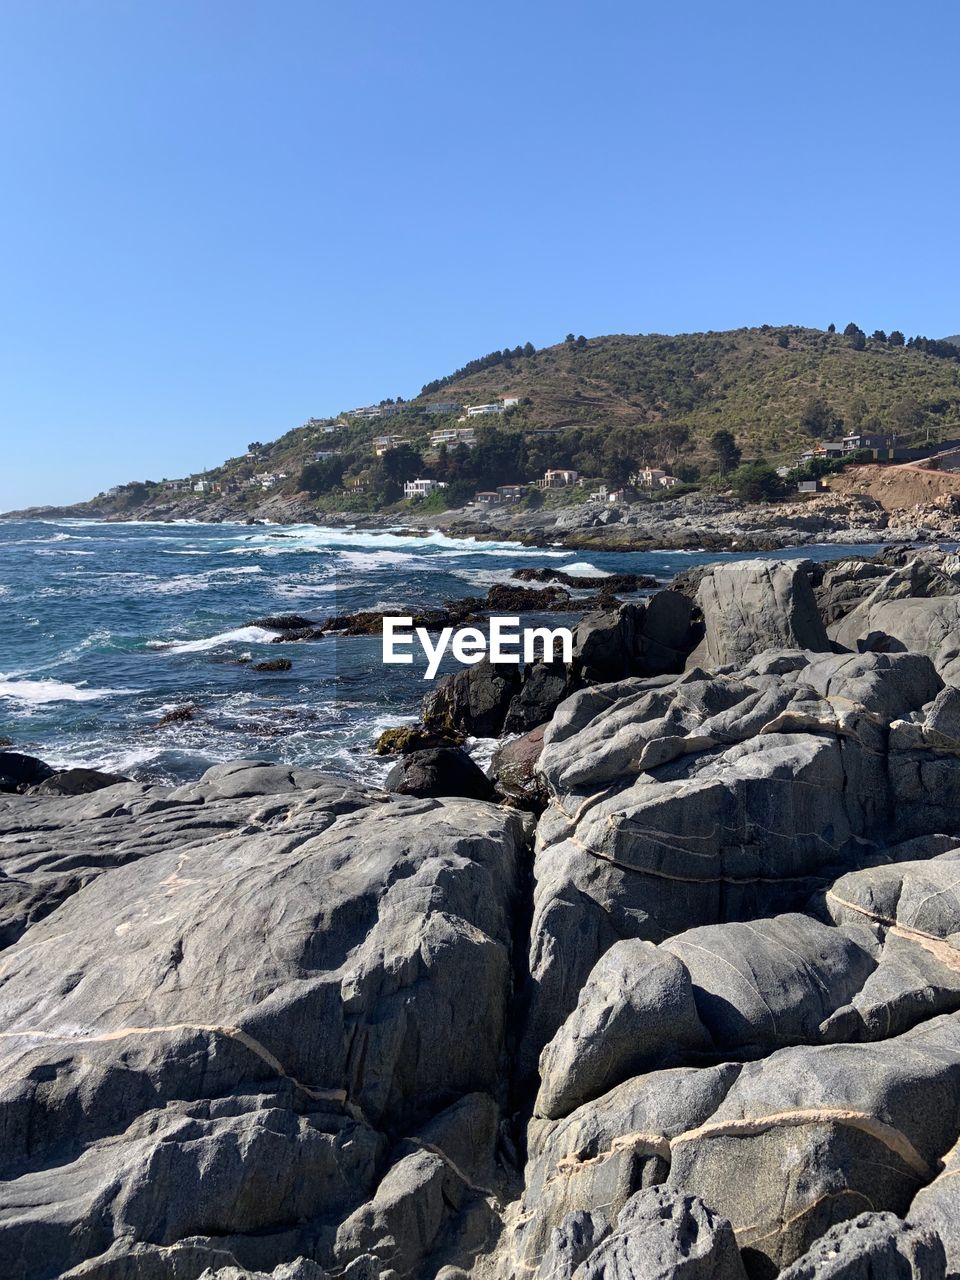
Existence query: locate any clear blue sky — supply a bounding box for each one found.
[2,1,959,510]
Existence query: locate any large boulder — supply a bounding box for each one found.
[779,1212,945,1280]
[0,763,526,1277]
[523,647,958,1078]
[536,914,877,1121]
[832,594,960,683]
[29,767,128,796]
[504,661,579,735]
[421,657,523,737]
[569,1186,747,1280]
[384,747,494,800]
[572,592,696,684]
[697,560,830,667]
[667,1014,960,1273]
[0,751,55,794]
[508,1064,741,1272]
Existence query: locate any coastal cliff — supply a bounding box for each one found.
[4,552,960,1277]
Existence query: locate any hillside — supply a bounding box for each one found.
[8,323,960,520]
[411,325,960,457]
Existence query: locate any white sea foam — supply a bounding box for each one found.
[561,561,607,576]
[0,676,130,706]
[147,565,264,594]
[151,625,278,654]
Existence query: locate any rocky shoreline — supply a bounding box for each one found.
[5,548,960,1277]
[8,469,960,554]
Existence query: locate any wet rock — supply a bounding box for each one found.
[385,747,495,800]
[490,723,548,809]
[512,568,659,593]
[29,768,129,797]
[251,658,292,672]
[637,589,697,674]
[373,725,465,755]
[0,751,55,794]
[573,604,645,682]
[250,614,317,631]
[486,583,570,611]
[422,657,523,737]
[504,661,579,735]
[154,703,196,727]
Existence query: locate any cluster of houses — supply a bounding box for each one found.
[343,401,460,421]
[343,397,520,422]
[796,431,893,466]
[160,471,289,496]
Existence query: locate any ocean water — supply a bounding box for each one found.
[0,519,883,785]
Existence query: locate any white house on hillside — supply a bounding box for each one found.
[539,468,579,489]
[635,467,680,489]
[430,427,476,447]
[465,403,504,417]
[373,434,406,456]
[403,478,446,500]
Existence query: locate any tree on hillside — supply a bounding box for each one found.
[848,395,868,429]
[576,335,587,347]
[472,428,526,488]
[890,396,925,435]
[565,333,575,344]
[843,323,861,337]
[777,333,790,348]
[871,330,887,343]
[299,457,344,495]
[800,396,839,438]
[247,442,263,453]
[849,329,866,350]
[377,443,423,484]
[652,422,691,466]
[889,330,905,347]
[827,323,836,333]
[729,460,786,502]
[602,427,646,485]
[523,341,535,356]
[709,429,741,477]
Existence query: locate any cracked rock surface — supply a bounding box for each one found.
[6,553,960,1278]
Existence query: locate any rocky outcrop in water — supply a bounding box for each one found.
[6,553,960,1278]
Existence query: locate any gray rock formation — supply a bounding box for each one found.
[523,646,947,1078]
[385,746,495,799]
[0,763,526,1278]
[10,554,960,1280]
[778,1212,945,1280]
[696,560,830,666]
[422,656,524,737]
[561,1187,746,1280]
